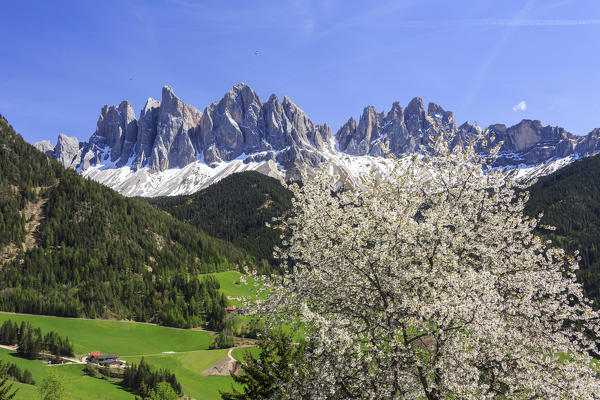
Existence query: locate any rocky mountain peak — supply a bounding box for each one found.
[404,97,426,133]
[336,117,357,151]
[427,102,444,115]
[133,98,161,169]
[55,133,81,169]
[406,97,425,115]
[89,99,138,166]
[387,102,403,121]
[334,96,598,168]
[44,85,600,198]
[490,119,544,153]
[231,82,251,92]
[215,83,261,129]
[150,86,202,171]
[232,82,260,103]
[266,93,280,104]
[160,85,185,117]
[336,97,441,156]
[488,123,507,133]
[46,83,332,176]
[33,140,54,155]
[426,102,456,133]
[142,97,160,113]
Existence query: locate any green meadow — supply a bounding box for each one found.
[207,270,265,307]
[0,274,261,400]
[0,314,242,399]
[0,313,212,357]
[230,347,260,362]
[122,349,235,400]
[0,347,132,400]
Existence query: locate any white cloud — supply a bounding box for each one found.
[512,101,527,112]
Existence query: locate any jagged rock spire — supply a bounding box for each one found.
[50,84,333,176]
[46,84,600,183]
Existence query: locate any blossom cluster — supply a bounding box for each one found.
[253,132,600,399]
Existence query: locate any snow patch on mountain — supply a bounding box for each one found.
[82,158,284,197]
[78,144,574,198]
[501,154,582,183]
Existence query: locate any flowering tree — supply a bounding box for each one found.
[256,133,600,399]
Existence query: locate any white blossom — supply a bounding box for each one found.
[254,132,600,399]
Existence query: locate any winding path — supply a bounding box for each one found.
[200,345,253,376]
[0,344,85,365]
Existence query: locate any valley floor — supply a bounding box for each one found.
[0,312,254,400]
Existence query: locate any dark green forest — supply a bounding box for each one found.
[0,117,63,249]
[0,115,243,328]
[147,171,293,269]
[525,154,600,307]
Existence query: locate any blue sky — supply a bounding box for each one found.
[1,0,600,144]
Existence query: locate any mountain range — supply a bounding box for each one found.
[35,84,600,197]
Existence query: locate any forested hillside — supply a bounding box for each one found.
[148,171,293,269]
[0,117,63,250]
[0,115,244,328]
[525,154,600,306]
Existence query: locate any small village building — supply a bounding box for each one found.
[88,353,119,364]
[99,359,125,367]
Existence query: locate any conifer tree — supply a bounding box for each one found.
[0,377,17,400]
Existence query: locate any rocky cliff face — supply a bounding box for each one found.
[335,101,597,168]
[132,98,160,170]
[89,100,138,166]
[48,84,332,179]
[484,120,578,166]
[197,84,330,176]
[149,86,201,171]
[42,83,600,196]
[336,98,459,157]
[33,140,54,156]
[54,134,82,169]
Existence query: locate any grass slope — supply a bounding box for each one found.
[0,313,254,399]
[207,271,264,307]
[0,348,133,400]
[122,350,234,400]
[0,313,212,357]
[230,347,260,362]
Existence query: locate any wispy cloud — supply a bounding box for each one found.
[512,101,527,112]
[470,18,600,27]
[459,0,537,112]
[320,16,600,35]
[369,18,600,28]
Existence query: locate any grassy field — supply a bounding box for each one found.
[0,313,241,400]
[207,270,264,307]
[0,273,262,399]
[0,348,132,400]
[0,312,212,357]
[231,346,260,362]
[122,349,235,399]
